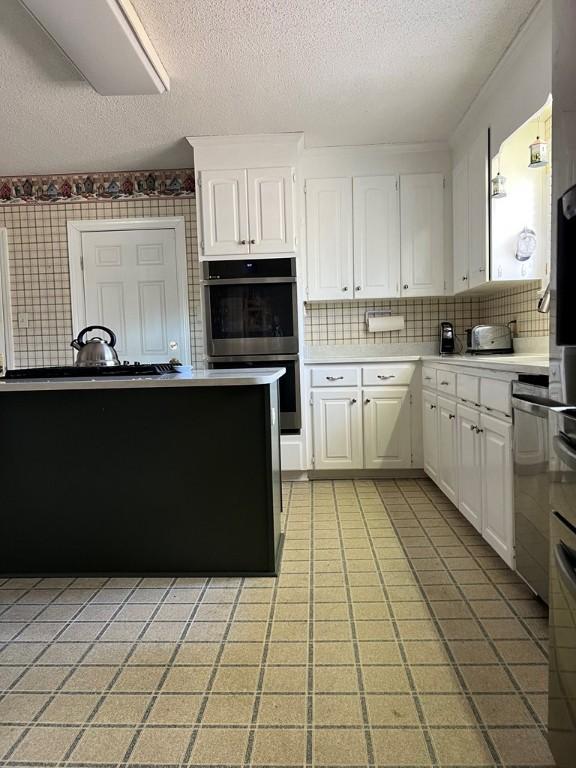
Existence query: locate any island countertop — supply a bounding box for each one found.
[0,365,286,392]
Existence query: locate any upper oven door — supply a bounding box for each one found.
[205,277,298,355]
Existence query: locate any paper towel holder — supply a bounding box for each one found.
[365,309,392,329]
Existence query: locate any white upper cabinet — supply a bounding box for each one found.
[200,169,249,257]
[452,157,470,292]
[306,178,353,300]
[353,175,400,299]
[400,173,445,297]
[247,167,295,254]
[199,167,295,259]
[467,131,489,288]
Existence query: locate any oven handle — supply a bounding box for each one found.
[203,277,297,286]
[553,434,576,471]
[555,536,576,598]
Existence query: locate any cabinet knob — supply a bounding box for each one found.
[364,398,371,404]
[476,427,484,433]
[350,398,357,404]
[430,404,437,410]
[463,275,468,281]
[342,286,348,292]
[470,424,476,431]
[403,284,409,290]
[449,413,455,420]
[440,380,449,385]
[355,286,361,291]
[250,239,256,245]
[478,266,486,273]
[240,239,247,245]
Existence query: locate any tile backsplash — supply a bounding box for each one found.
[0,172,549,368]
[0,184,202,368]
[304,283,549,348]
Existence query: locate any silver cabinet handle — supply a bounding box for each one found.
[377,374,395,380]
[351,398,357,404]
[342,286,348,292]
[364,398,371,404]
[424,376,432,381]
[440,380,450,385]
[326,376,344,381]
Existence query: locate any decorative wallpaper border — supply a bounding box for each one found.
[0,169,195,205]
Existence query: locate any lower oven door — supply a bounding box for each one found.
[208,355,301,434]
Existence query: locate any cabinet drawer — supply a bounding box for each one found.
[422,366,437,389]
[436,370,456,395]
[480,377,511,415]
[310,367,359,387]
[362,364,414,386]
[457,373,480,403]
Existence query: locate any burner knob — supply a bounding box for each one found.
[123,360,129,366]
[134,361,141,366]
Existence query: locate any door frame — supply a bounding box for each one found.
[67,217,191,364]
[0,228,14,370]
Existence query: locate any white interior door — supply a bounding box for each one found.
[363,387,411,468]
[247,167,295,254]
[353,175,400,298]
[81,228,186,364]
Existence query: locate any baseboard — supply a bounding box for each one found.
[307,469,427,480]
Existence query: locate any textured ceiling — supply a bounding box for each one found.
[0,0,537,175]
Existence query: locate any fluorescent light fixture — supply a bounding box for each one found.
[19,0,169,95]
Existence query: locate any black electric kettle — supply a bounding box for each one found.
[71,326,120,367]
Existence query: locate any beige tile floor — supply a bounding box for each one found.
[0,479,553,767]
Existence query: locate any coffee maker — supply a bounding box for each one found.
[439,321,456,355]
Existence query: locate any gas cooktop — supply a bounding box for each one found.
[4,363,179,379]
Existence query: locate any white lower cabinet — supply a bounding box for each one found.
[423,372,514,568]
[422,390,438,481]
[437,396,458,505]
[456,403,483,532]
[481,413,514,567]
[311,388,362,470]
[363,387,411,469]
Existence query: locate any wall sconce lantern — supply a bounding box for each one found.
[529,136,548,168]
[491,172,507,198]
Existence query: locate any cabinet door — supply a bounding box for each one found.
[437,395,458,505]
[422,390,439,482]
[353,176,400,298]
[400,173,445,297]
[363,387,411,469]
[457,403,482,531]
[468,130,489,289]
[199,169,249,257]
[312,388,362,470]
[306,178,353,300]
[452,157,470,293]
[481,413,514,567]
[247,167,295,254]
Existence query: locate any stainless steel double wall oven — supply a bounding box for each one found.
[203,258,300,433]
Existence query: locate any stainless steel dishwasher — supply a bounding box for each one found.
[512,377,552,603]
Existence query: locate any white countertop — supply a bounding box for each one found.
[304,349,548,376]
[0,366,286,392]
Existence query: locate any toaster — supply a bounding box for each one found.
[466,324,513,355]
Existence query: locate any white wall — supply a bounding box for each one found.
[451,0,552,162]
